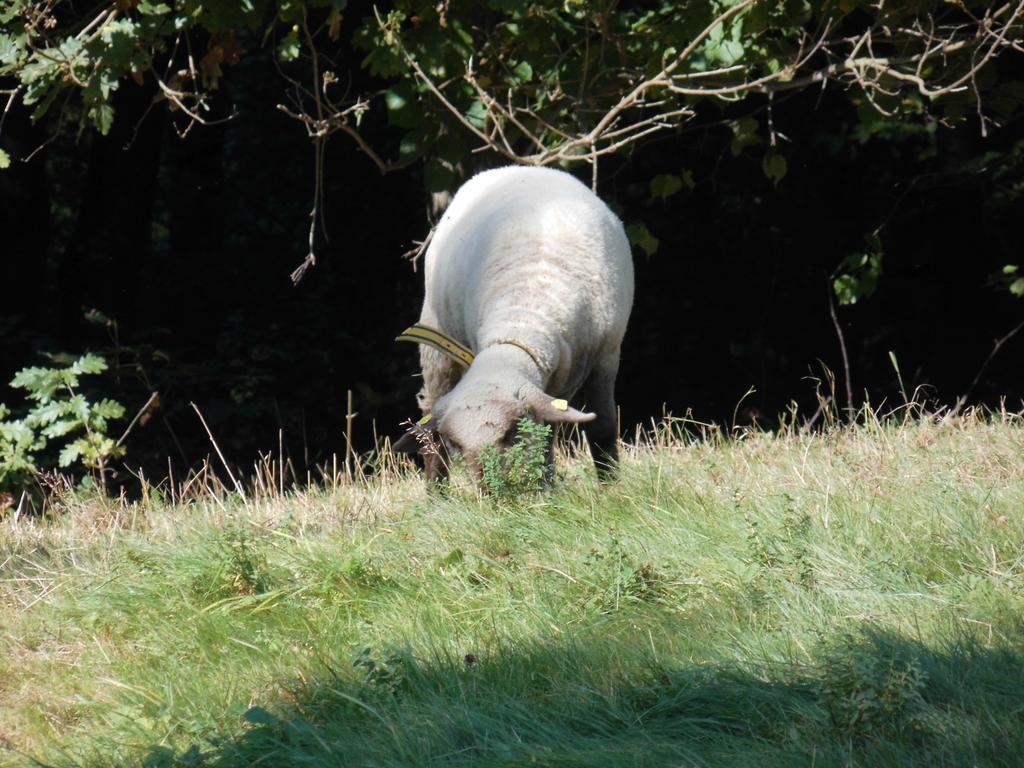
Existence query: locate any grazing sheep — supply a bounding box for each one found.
[395,165,634,480]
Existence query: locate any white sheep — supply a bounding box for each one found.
[395,165,634,479]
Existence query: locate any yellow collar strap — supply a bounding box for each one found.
[396,324,475,369]
[396,325,544,373]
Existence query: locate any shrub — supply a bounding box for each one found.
[0,354,125,496]
[479,418,551,498]
[819,638,928,741]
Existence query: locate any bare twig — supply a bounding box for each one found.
[116,391,160,447]
[0,85,23,140]
[951,319,1024,416]
[401,225,435,268]
[335,118,421,175]
[345,389,356,478]
[190,402,246,498]
[827,283,855,422]
[151,69,235,132]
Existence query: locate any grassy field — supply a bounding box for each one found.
[2,414,1023,767]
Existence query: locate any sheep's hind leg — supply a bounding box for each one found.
[582,355,621,478]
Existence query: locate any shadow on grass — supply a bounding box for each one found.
[138,628,1023,768]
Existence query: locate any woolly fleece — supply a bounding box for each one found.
[409,165,634,476]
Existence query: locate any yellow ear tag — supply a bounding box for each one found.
[550,399,569,412]
[419,413,433,425]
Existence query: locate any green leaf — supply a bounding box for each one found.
[89,102,115,135]
[10,367,48,392]
[41,419,78,439]
[384,84,419,129]
[833,250,883,305]
[57,36,84,62]
[0,421,35,447]
[1010,278,1024,297]
[277,27,301,62]
[398,134,420,158]
[94,399,126,420]
[29,400,67,426]
[385,88,407,111]
[96,19,137,71]
[423,158,455,193]
[0,148,9,170]
[0,32,25,67]
[719,39,744,66]
[138,1,171,14]
[465,100,486,130]
[74,354,107,375]
[67,394,90,422]
[832,274,859,305]
[729,116,760,156]
[650,174,683,200]
[762,152,787,185]
[28,82,61,122]
[58,441,83,468]
[626,222,659,257]
[510,60,532,82]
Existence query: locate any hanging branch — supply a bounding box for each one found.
[362,0,1023,186]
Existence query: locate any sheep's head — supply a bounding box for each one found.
[395,383,595,480]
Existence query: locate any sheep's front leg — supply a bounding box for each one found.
[417,344,462,482]
[582,354,621,478]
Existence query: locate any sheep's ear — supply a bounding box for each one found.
[393,414,438,454]
[525,391,596,424]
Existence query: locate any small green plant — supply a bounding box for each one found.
[0,354,125,495]
[342,555,392,590]
[218,527,271,596]
[584,532,667,613]
[0,402,42,493]
[480,417,551,497]
[819,638,928,741]
[744,495,816,589]
[352,646,409,697]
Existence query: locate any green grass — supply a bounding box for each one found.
[2,414,1024,767]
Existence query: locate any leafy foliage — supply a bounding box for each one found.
[997,264,1024,298]
[583,532,668,614]
[479,417,550,498]
[1,0,1020,170]
[352,646,409,697]
[833,233,884,305]
[0,402,42,492]
[0,354,125,493]
[819,635,929,741]
[358,0,1022,175]
[626,221,660,257]
[216,526,272,596]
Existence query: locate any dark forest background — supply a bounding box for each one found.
[2,1,1023,488]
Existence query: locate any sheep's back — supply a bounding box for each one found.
[424,166,633,368]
